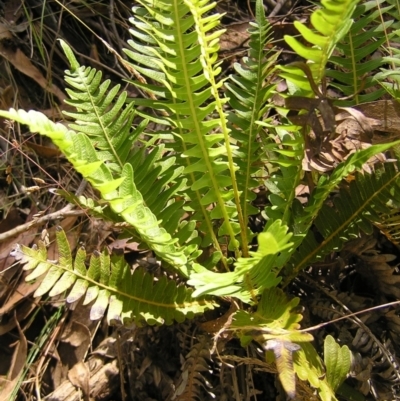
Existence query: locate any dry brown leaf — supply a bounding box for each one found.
[0,208,37,303]
[354,99,400,136]
[0,276,41,318]
[0,318,27,401]
[199,301,238,334]
[219,22,250,51]
[67,361,90,401]
[0,301,37,336]
[0,29,65,104]
[303,106,388,173]
[25,141,61,158]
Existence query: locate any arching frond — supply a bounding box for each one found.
[0,108,190,275]
[286,162,400,281]
[11,228,215,325]
[327,0,391,104]
[281,0,359,93]
[224,1,278,224]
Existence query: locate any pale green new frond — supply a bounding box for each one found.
[231,287,311,340]
[0,108,189,274]
[327,0,391,104]
[188,220,293,302]
[281,0,360,92]
[124,0,246,253]
[230,288,335,400]
[11,228,215,326]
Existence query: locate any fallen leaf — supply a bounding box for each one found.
[0,317,27,401]
[68,361,90,401]
[0,29,65,104]
[354,99,400,135]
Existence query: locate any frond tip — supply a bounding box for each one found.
[11,227,216,326]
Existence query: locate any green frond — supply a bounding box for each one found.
[188,220,293,302]
[11,228,215,326]
[261,128,305,228]
[324,335,351,392]
[327,0,392,104]
[230,288,337,400]
[0,108,189,275]
[224,0,279,224]
[286,162,400,281]
[59,41,198,261]
[294,343,339,401]
[231,287,312,342]
[60,40,138,172]
[294,141,400,238]
[281,0,359,93]
[374,45,400,100]
[123,0,248,254]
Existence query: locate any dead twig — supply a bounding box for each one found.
[0,206,86,242]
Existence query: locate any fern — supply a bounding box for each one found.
[285,162,400,282]
[224,0,278,225]
[123,0,248,254]
[229,288,340,401]
[11,227,215,325]
[0,108,190,275]
[60,41,199,264]
[60,41,137,173]
[326,0,392,105]
[281,0,359,93]
[188,219,293,302]
[3,0,400,398]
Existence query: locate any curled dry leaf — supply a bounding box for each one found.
[0,27,65,104]
[303,107,387,173]
[67,361,90,401]
[0,318,27,400]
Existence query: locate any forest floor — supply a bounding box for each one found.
[1,1,400,400]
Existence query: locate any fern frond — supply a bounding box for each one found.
[374,45,400,100]
[60,41,138,173]
[224,0,279,225]
[188,220,293,302]
[11,228,215,325]
[0,108,189,274]
[60,41,195,256]
[327,0,392,105]
[374,207,400,247]
[294,343,339,401]
[281,0,359,93]
[294,141,400,237]
[261,128,305,228]
[231,287,310,337]
[174,336,212,401]
[123,1,247,254]
[286,162,400,281]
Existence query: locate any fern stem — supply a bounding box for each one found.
[348,31,359,104]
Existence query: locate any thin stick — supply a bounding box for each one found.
[0,206,86,242]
